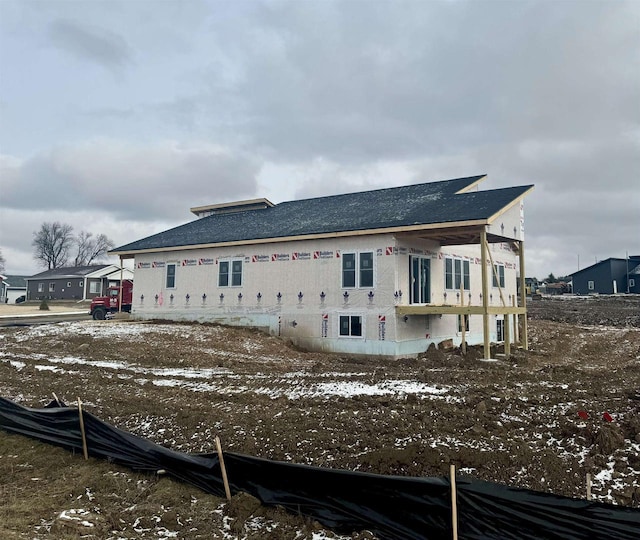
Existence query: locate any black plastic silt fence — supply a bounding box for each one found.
[1,396,638,540]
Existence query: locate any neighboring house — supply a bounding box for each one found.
[571,257,640,295]
[0,275,28,303]
[539,282,570,295]
[111,175,534,358]
[26,265,134,301]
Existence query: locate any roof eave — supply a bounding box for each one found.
[110,218,490,258]
[486,186,535,224]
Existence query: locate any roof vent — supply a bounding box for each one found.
[190,198,275,218]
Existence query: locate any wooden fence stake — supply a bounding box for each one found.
[586,473,592,501]
[52,392,61,406]
[215,436,232,501]
[77,397,89,460]
[450,464,459,540]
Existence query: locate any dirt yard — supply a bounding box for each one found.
[1,295,639,539]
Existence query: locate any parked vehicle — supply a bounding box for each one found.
[89,280,133,320]
[15,295,26,304]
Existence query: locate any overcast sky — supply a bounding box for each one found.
[1,0,638,279]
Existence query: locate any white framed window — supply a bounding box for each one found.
[342,252,374,288]
[219,259,243,287]
[166,263,176,288]
[630,279,636,288]
[38,283,44,293]
[48,283,55,292]
[492,264,505,288]
[588,280,594,291]
[78,280,83,287]
[339,314,363,337]
[445,257,470,290]
[497,319,504,341]
[89,281,101,294]
[410,256,431,304]
[67,281,72,288]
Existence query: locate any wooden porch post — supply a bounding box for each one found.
[512,295,519,344]
[518,241,528,350]
[480,229,490,359]
[504,312,511,357]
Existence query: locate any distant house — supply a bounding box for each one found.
[570,257,640,295]
[0,275,28,303]
[539,282,570,295]
[25,265,134,301]
[111,175,534,359]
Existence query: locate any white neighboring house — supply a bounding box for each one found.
[1,275,29,303]
[111,175,534,358]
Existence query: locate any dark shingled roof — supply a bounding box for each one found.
[113,175,533,253]
[27,265,111,279]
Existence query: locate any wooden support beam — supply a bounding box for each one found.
[396,305,525,316]
[512,295,519,344]
[519,241,528,350]
[460,283,466,355]
[480,228,490,359]
[504,314,511,356]
[485,240,507,307]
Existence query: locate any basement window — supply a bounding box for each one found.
[457,314,470,332]
[588,280,594,291]
[492,264,505,288]
[339,315,363,337]
[445,257,470,290]
[166,264,176,288]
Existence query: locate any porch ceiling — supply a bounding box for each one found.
[397,226,516,247]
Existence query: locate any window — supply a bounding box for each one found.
[342,252,374,288]
[458,314,470,332]
[48,283,55,292]
[492,264,505,288]
[588,280,594,291]
[410,256,431,304]
[78,281,83,287]
[89,281,101,294]
[38,283,44,293]
[219,259,243,287]
[497,319,504,342]
[445,257,470,290]
[339,315,363,337]
[166,264,176,288]
[67,281,72,288]
[630,279,636,288]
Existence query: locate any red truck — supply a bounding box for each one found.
[90,280,133,320]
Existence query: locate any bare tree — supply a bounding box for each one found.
[0,248,5,274]
[74,232,115,266]
[32,222,74,269]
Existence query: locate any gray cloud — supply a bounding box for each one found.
[1,141,262,221]
[48,19,133,69]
